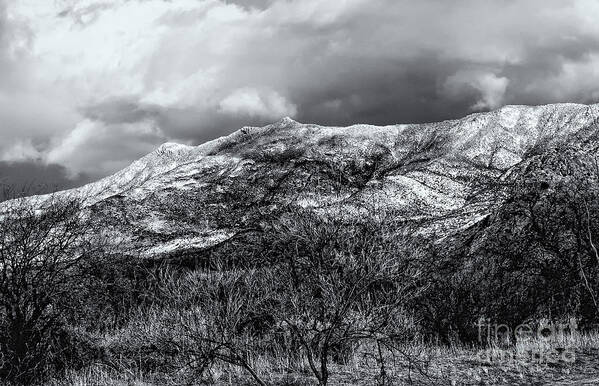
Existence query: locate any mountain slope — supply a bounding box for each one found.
[15,103,599,257]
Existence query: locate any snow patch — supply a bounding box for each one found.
[142,231,234,257]
[499,106,521,129]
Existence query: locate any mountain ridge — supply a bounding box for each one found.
[9,102,599,257]
[24,102,599,205]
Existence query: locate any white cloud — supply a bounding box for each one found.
[524,53,599,102]
[219,88,297,119]
[1,140,41,162]
[445,71,509,111]
[472,73,509,110]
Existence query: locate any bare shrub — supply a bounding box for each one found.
[0,193,105,384]
[264,207,427,386]
[115,267,276,385]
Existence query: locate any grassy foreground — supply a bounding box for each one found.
[50,328,599,385]
[3,193,599,385]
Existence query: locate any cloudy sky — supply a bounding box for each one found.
[1,0,599,192]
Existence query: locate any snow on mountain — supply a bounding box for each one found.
[9,102,599,257]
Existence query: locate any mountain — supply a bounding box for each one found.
[13,103,599,259]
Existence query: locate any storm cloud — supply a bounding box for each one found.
[0,160,94,201]
[2,0,599,189]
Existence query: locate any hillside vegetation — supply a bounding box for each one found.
[2,103,599,384]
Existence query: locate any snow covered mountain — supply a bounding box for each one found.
[15,103,599,257]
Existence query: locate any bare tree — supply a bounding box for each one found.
[266,207,426,386]
[0,192,103,384]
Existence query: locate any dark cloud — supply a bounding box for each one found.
[55,1,115,25]
[82,98,159,125]
[0,160,94,201]
[223,0,277,11]
[289,56,472,126]
[82,97,294,145]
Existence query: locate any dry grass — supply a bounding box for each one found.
[45,264,599,385]
[47,318,599,386]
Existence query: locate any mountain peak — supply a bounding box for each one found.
[154,142,194,155]
[157,142,189,150]
[275,116,298,125]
